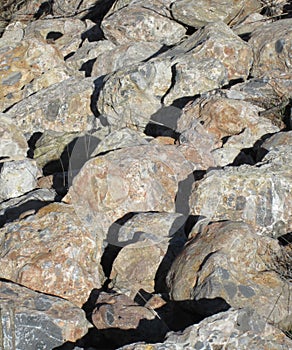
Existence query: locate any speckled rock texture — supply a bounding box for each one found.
[0,280,89,350]
[0,0,291,348]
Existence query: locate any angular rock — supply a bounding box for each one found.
[24,17,86,58]
[119,308,292,349]
[0,188,56,227]
[97,59,172,131]
[0,203,105,306]
[0,159,39,201]
[261,131,292,152]
[91,41,162,77]
[249,18,292,77]
[0,280,89,349]
[171,0,262,28]
[167,221,292,327]
[0,38,71,111]
[0,114,27,161]
[50,0,99,18]
[109,212,187,296]
[101,1,186,46]
[189,147,292,235]
[64,144,193,236]
[5,77,100,134]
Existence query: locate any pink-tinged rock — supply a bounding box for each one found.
[167,221,292,328]
[0,203,105,307]
[249,19,292,77]
[0,38,71,111]
[64,144,193,236]
[189,147,292,236]
[101,1,186,46]
[0,280,89,349]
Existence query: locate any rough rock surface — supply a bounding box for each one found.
[0,203,105,306]
[119,308,292,350]
[167,221,292,327]
[0,280,89,349]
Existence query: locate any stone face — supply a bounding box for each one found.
[119,308,292,350]
[91,41,162,77]
[249,19,292,77]
[167,221,292,327]
[0,203,105,307]
[101,1,186,46]
[97,59,172,131]
[0,114,27,161]
[5,77,100,134]
[64,144,193,236]
[189,147,292,235]
[0,38,71,111]
[109,212,187,296]
[0,159,38,201]
[0,280,89,349]
[171,0,262,28]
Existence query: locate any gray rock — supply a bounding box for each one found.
[118,308,292,349]
[167,220,292,327]
[101,0,186,46]
[5,77,101,134]
[171,0,262,28]
[0,280,89,350]
[0,159,39,201]
[249,18,292,77]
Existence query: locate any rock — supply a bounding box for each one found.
[64,144,193,236]
[97,59,172,131]
[171,0,262,28]
[101,1,186,46]
[109,212,187,296]
[167,221,292,327]
[24,17,86,58]
[0,203,105,307]
[50,0,99,18]
[0,280,89,349]
[0,20,25,45]
[0,114,27,161]
[0,188,56,227]
[118,308,292,349]
[90,128,151,157]
[0,38,71,111]
[261,131,292,152]
[249,19,292,77]
[162,21,253,81]
[233,12,270,36]
[189,147,292,235]
[91,41,163,77]
[0,159,39,201]
[5,77,101,134]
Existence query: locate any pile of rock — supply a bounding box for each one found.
[0,0,292,349]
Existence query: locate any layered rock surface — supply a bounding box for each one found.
[0,0,291,349]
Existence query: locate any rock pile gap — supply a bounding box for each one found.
[0,0,292,349]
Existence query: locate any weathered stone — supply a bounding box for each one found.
[24,17,86,57]
[91,41,162,77]
[50,0,99,18]
[0,38,71,111]
[90,128,151,157]
[189,147,292,235]
[249,19,292,77]
[261,131,292,152]
[167,221,292,327]
[97,59,172,131]
[162,21,253,81]
[0,203,105,307]
[0,280,89,349]
[0,188,56,227]
[163,58,228,106]
[171,0,262,28]
[101,1,186,46]
[0,159,39,201]
[119,308,292,349]
[64,144,193,236]
[0,114,27,161]
[109,212,187,296]
[0,20,25,45]
[233,12,270,36]
[5,77,101,134]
